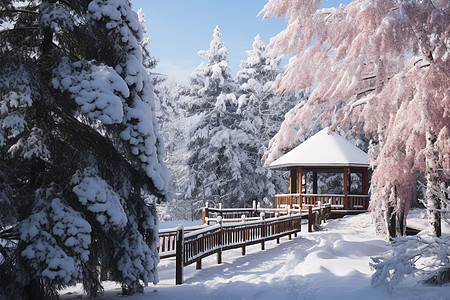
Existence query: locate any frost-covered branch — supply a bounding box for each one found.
[0,9,38,14]
[371,235,450,290]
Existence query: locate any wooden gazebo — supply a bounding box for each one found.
[268,128,370,215]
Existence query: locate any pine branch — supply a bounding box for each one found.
[0,8,38,14]
[55,0,77,12]
[0,26,40,32]
[50,106,164,199]
[0,226,19,240]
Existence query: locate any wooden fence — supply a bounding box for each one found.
[201,201,316,224]
[275,193,369,211]
[158,225,204,259]
[158,204,331,285]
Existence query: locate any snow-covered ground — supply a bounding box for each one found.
[61,210,450,299]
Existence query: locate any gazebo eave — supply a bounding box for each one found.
[267,162,370,170]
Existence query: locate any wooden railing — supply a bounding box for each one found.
[158,225,204,259]
[202,201,308,224]
[349,195,369,209]
[163,204,331,285]
[275,194,369,210]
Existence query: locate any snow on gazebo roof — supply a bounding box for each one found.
[268,128,369,169]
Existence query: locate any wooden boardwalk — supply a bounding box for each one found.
[158,203,331,284]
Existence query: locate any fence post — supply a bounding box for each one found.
[276,216,280,244]
[175,226,184,285]
[196,259,202,270]
[241,215,246,256]
[260,212,265,250]
[317,201,322,224]
[202,202,209,225]
[217,216,222,264]
[308,206,313,233]
[253,200,257,217]
[287,208,292,240]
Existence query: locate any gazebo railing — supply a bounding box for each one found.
[275,193,369,210]
[348,195,369,209]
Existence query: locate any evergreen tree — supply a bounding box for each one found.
[185,26,259,209]
[237,34,293,143]
[236,35,309,200]
[153,75,193,220]
[0,1,169,299]
[136,8,191,219]
[186,26,236,114]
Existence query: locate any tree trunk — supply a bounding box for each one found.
[425,130,441,238]
[385,185,402,240]
[386,202,396,240]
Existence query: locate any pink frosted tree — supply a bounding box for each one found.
[260,0,449,238]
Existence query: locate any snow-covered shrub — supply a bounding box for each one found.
[371,235,450,290]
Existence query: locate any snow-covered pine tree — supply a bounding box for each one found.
[0,1,169,299]
[236,35,310,199]
[152,76,193,220]
[136,7,179,132]
[186,26,236,114]
[185,26,260,209]
[136,9,192,220]
[237,35,304,143]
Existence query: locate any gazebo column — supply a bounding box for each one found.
[289,167,299,208]
[343,167,349,210]
[362,168,369,195]
[348,170,352,194]
[312,169,318,194]
[290,168,296,194]
[362,168,369,210]
[298,167,302,208]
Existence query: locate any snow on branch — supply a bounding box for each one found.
[72,168,128,230]
[371,235,450,290]
[52,58,128,125]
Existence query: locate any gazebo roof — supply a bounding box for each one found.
[268,128,369,169]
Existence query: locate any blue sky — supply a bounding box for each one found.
[131,0,350,84]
